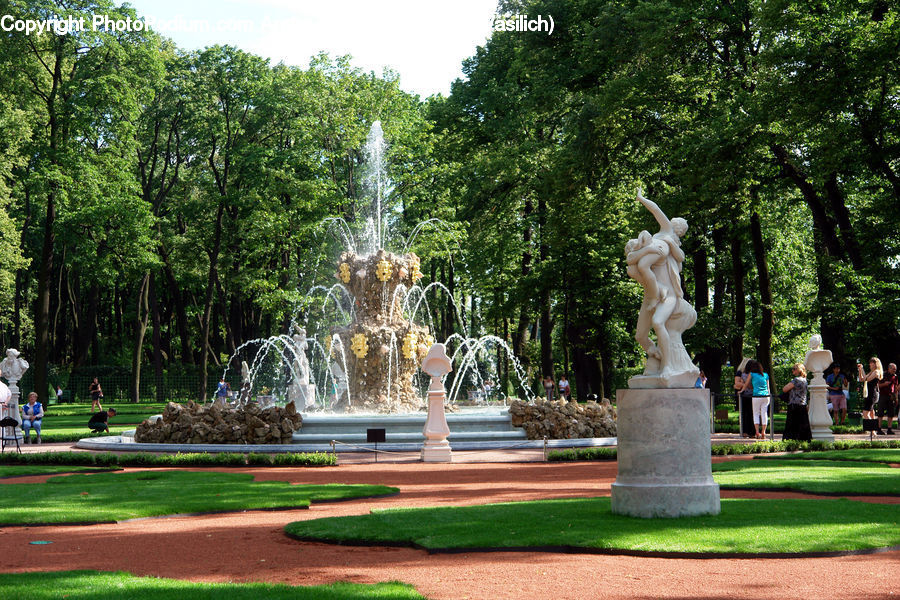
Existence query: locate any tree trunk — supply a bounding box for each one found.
[198,201,225,402]
[131,273,151,403]
[750,212,774,382]
[160,252,194,364]
[823,172,863,270]
[730,232,746,367]
[73,283,99,367]
[32,42,65,404]
[150,273,165,402]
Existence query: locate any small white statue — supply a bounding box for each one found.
[0,349,29,389]
[239,360,251,405]
[804,334,832,374]
[626,190,698,388]
[291,327,311,385]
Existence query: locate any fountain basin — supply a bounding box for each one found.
[75,407,617,453]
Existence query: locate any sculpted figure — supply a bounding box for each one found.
[291,326,311,385]
[626,190,698,386]
[0,349,29,384]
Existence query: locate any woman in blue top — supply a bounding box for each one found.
[740,360,771,439]
[20,391,44,444]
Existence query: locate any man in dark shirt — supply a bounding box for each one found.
[877,363,897,435]
[88,408,116,433]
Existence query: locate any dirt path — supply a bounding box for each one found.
[2,459,897,599]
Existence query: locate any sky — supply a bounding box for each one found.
[124,0,500,98]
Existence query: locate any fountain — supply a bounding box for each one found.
[81,121,615,453]
[227,120,534,415]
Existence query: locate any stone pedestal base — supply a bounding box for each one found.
[421,440,452,463]
[611,388,720,518]
[807,378,834,442]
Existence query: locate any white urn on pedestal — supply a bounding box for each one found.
[0,349,28,440]
[804,335,834,442]
[420,344,452,463]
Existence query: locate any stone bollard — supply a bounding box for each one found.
[421,344,452,463]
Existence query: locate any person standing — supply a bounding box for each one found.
[781,363,811,441]
[741,360,771,439]
[56,385,63,404]
[215,377,229,406]
[825,363,848,425]
[89,377,103,411]
[558,375,571,401]
[542,376,556,401]
[20,391,44,444]
[857,358,882,429]
[734,358,755,438]
[876,362,897,435]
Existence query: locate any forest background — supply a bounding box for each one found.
[0,0,898,404]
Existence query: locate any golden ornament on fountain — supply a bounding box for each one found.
[350,333,369,359]
[409,254,423,282]
[338,262,351,284]
[402,331,418,359]
[376,259,393,282]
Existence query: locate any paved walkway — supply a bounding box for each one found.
[2,439,898,599]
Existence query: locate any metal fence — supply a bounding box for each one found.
[13,365,241,404]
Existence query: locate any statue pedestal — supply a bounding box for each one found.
[422,387,452,463]
[611,388,720,518]
[807,373,835,442]
[804,344,834,442]
[421,345,452,463]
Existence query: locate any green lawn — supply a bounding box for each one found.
[753,448,900,464]
[0,465,116,478]
[0,571,423,600]
[0,471,396,524]
[712,459,900,495]
[26,403,168,441]
[285,496,899,554]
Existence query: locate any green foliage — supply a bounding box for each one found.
[1,0,898,398]
[0,451,337,468]
[286,496,900,554]
[712,459,900,495]
[0,470,391,524]
[547,447,617,462]
[0,571,425,600]
[549,439,900,461]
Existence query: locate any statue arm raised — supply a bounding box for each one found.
[637,188,672,233]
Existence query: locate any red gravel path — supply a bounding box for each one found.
[2,459,897,599]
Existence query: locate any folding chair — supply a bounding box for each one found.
[1,416,21,453]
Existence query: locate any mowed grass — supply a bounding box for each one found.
[25,403,165,441]
[0,471,396,524]
[0,571,424,600]
[752,448,900,464]
[712,459,900,495]
[0,465,116,478]
[27,401,318,442]
[286,496,900,554]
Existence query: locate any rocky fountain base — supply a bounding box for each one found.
[135,401,302,445]
[509,398,617,439]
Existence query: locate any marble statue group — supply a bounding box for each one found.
[625,189,699,388]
